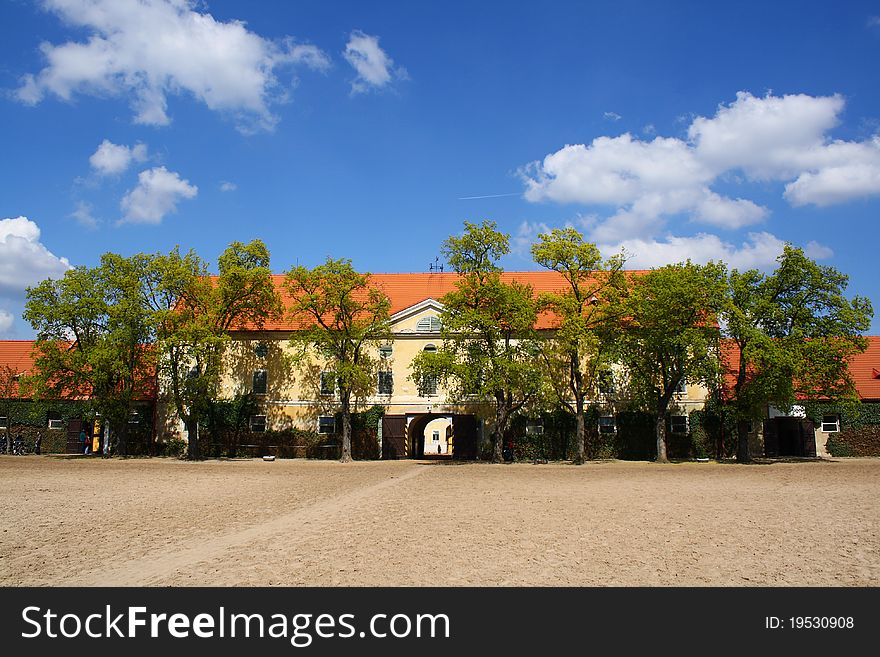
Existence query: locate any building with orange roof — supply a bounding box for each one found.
[720,337,880,458]
[0,340,158,454]
[160,270,709,458]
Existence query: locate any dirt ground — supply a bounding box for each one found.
[1,455,877,586]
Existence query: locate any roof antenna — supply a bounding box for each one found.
[428,256,444,273]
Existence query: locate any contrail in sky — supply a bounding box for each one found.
[457,192,521,200]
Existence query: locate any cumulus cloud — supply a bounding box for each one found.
[343,30,407,94]
[219,181,237,192]
[16,0,331,131]
[0,310,13,335]
[0,216,71,298]
[89,139,148,176]
[70,201,99,228]
[602,232,793,271]
[521,91,880,242]
[120,167,198,224]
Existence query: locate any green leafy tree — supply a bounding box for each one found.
[151,240,280,460]
[23,254,156,455]
[283,258,392,463]
[1,365,22,453]
[531,227,626,464]
[614,261,726,462]
[413,220,543,463]
[723,245,873,462]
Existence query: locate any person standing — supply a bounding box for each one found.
[80,429,89,455]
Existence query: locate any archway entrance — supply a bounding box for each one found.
[407,413,453,459]
[380,413,479,459]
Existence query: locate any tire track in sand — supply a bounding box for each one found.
[65,464,427,586]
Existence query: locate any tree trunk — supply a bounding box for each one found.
[573,397,585,465]
[340,405,352,463]
[736,419,751,463]
[186,418,200,460]
[492,397,505,463]
[5,429,10,455]
[655,413,668,463]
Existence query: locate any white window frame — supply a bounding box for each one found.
[318,416,336,434]
[250,414,267,433]
[252,369,268,395]
[378,371,393,396]
[417,316,441,332]
[821,415,840,433]
[0,415,7,429]
[674,379,687,395]
[525,423,544,436]
[320,372,336,397]
[669,415,688,434]
[598,415,616,434]
[128,410,141,425]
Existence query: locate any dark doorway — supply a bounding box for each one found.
[452,414,478,460]
[381,415,406,459]
[763,417,817,457]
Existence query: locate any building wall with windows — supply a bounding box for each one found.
[158,272,714,445]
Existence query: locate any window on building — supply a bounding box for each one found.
[379,344,393,359]
[670,415,688,434]
[318,416,336,434]
[417,315,441,332]
[378,371,393,395]
[254,342,268,358]
[250,415,267,433]
[432,430,440,442]
[598,415,616,434]
[320,372,335,396]
[47,411,63,430]
[419,345,438,396]
[419,374,438,397]
[821,415,840,433]
[252,370,268,395]
[598,369,615,395]
[525,423,544,436]
[128,410,141,424]
[674,379,687,395]
[0,415,7,429]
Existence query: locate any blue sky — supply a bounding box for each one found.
[2,0,880,337]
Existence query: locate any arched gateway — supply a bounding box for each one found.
[381,413,478,460]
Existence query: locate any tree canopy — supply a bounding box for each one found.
[531,227,626,463]
[283,257,391,462]
[723,245,873,461]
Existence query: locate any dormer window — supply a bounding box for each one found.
[417,315,441,332]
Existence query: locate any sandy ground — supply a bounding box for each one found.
[0,455,878,586]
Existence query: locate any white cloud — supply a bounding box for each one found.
[70,201,99,228]
[120,167,198,225]
[603,111,622,121]
[0,310,13,335]
[600,232,793,271]
[511,220,553,256]
[16,0,331,131]
[521,91,880,243]
[343,30,407,94]
[89,139,147,176]
[219,181,237,192]
[0,216,71,298]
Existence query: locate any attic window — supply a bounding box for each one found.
[417,316,441,332]
[254,342,269,358]
[873,368,880,380]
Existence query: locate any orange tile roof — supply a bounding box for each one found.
[849,336,880,401]
[720,337,880,402]
[0,341,36,399]
[0,340,157,401]
[252,270,643,331]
